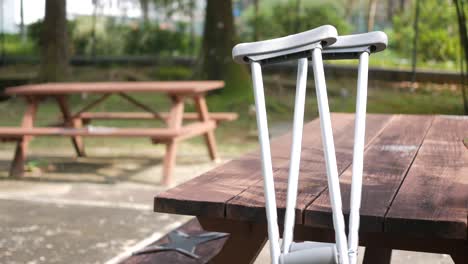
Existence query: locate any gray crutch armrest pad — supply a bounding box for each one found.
[232,25,338,64]
[322,31,388,60]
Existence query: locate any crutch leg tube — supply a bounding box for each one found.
[282,57,308,254]
[250,61,281,264]
[347,51,369,264]
[311,47,350,264]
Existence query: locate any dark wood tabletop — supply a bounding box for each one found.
[4,81,225,96]
[154,113,467,263]
[155,113,467,243]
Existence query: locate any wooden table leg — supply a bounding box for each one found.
[450,246,467,263]
[363,247,392,264]
[162,96,184,186]
[55,96,86,157]
[194,95,218,161]
[198,217,267,264]
[10,98,38,178]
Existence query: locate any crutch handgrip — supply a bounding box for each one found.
[280,243,338,264]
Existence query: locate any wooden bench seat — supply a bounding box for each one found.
[78,112,238,122]
[0,121,215,139]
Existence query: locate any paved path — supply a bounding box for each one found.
[0,135,457,263]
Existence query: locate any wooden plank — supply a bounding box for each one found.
[55,96,86,157]
[304,115,434,231]
[5,81,225,96]
[194,95,218,161]
[385,115,468,240]
[155,155,288,218]
[162,96,185,186]
[10,98,38,178]
[79,112,238,122]
[225,114,393,223]
[0,122,215,138]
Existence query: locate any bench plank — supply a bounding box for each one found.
[0,122,215,138]
[304,115,434,232]
[5,81,225,96]
[79,112,238,122]
[385,115,468,240]
[225,114,393,223]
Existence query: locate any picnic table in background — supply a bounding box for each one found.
[0,81,237,185]
[155,113,467,263]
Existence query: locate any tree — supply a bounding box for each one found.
[39,0,69,82]
[453,0,468,114]
[140,0,149,24]
[198,0,251,99]
[367,0,377,31]
[20,0,26,43]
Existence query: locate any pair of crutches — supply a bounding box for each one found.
[232,25,387,264]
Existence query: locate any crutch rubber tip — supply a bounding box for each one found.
[279,243,338,264]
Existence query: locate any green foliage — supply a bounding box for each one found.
[153,66,193,80]
[123,22,191,56]
[239,0,352,41]
[0,34,36,56]
[28,19,76,49]
[389,0,460,63]
[72,17,127,56]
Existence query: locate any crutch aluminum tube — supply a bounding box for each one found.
[322,31,387,264]
[233,27,388,264]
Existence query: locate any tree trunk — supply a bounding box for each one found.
[91,0,98,59]
[139,0,149,24]
[345,0,356,21]
[20,0,26,43]
[411,0,420,84]
[367,0,378,31]
[39,0,69,82]
[453,0,468,114]
[253,0,259,41]
[189,0,196,55]
[198,0,251,99]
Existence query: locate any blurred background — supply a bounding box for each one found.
[0,1,466,263]
[0,0,466,121]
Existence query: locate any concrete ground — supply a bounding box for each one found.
[0,140,456,264]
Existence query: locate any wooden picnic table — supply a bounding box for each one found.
[1,81,238,185]
[154,113,467,264]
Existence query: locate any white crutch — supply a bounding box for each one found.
[233,27,388,264]
[322,32,388,264]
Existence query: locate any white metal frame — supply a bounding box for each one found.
[248,44,372,264]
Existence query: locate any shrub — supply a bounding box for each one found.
[239,1,352,41]
[390,0,459,63]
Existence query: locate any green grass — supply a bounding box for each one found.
[0,66,465,151]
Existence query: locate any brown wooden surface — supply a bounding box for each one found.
[226,114,392,224]
[55,95,86,157]
[198,217,267,264]
[79,111,238,122]
[194,95,218,161]
[0,122,215,138]
[385,115,468,240]
[304,115,434,231]
[155,113,468,243]
[162,96,185,186]
[5,81,224,96]
[10,98,38,178]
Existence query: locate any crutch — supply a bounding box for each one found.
[322,31,388,264]
[233,27,387,264]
